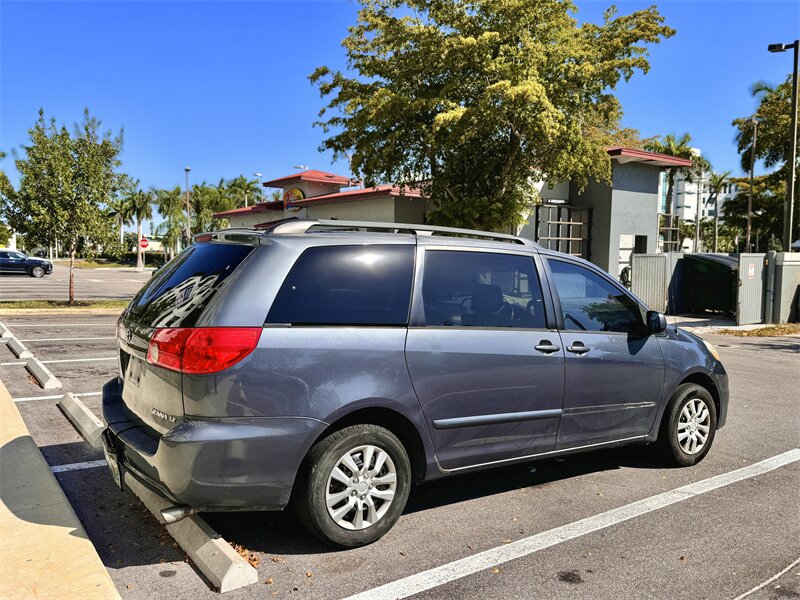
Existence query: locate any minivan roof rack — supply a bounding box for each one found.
[264,218,536,246]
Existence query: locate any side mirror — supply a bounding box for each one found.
[646,310,667,334]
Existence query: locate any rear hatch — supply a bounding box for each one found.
[118,238,257,434]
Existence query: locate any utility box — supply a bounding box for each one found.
[772,252,800,323]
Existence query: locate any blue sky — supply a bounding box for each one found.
[2,0,799,214]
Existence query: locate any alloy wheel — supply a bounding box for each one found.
[325,444,397,530]
[677,398,711,455]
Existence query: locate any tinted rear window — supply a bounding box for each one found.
[127,242,254,327]
[267,245,414,326]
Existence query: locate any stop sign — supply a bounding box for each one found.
[139,237,149,249]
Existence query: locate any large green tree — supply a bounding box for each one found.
[8,109,121,303]
[733,77,800,247]
[311,0,674,231]
[722,175,785,252]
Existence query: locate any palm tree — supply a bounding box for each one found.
[645,133,711,251]
[707,170,732,252]
[227,175,263,208]
[156,186,185,260]
[124,181,153,271]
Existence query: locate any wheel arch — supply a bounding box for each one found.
[678,372,720,419]
[303,406,428,482]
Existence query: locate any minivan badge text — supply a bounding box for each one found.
[150,408,177,424]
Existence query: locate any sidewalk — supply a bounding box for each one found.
[0,379,120,600]
[669,315,798,336]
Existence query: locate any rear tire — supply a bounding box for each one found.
[31,266,45,278]
[295,424,411,548]
[658,383,717,467]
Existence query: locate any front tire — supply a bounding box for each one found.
[658,383,717,467]
[295,424,411,548]
[31,266,45,278]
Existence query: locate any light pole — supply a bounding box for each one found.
[747,117,758,253]
[253,172,263,205]
[184,167,191,243]
[769,40,799,251]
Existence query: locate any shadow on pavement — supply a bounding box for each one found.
[204,444,667,556]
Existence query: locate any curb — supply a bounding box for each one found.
[0,321,12,339]
[7,336,33,359]
[0,378,121,600]
[58,392,104,448]
[126,477,260,593]
[26,357,62,389]
[58,394,259,593]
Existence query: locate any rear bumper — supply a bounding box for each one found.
[101,378,327,511]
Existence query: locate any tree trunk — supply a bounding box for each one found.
[136,219,143,272]
[69,249,76,306]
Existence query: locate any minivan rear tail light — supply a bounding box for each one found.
[147,327,262,374]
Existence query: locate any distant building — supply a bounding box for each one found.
[659,149,739,252]
[214,170,427,228]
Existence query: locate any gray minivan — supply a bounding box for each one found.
[102,219,728,547]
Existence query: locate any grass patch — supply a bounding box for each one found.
[0,299,129,310]
[53,259,132,269]
[716,323,800,337]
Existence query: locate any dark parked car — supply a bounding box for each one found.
[0,249,53,277]
[103,219,728,547]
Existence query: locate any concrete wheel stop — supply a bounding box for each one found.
[58,393,260,593]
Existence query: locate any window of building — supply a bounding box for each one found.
[659,172,668,214]
[421,250,546,328]
[548,259,643,334]
[267,245,414,325]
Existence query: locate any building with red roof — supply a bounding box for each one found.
[214,149,695,277]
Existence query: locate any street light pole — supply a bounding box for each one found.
[769,40,799,251]
[747,117,758,253]
[184,167,191,244]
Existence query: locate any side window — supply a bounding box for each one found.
[267,245,414,326]
[548,259,643,334]
[421,250,546,329]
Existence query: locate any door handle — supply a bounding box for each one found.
[534,341,560,354]
[566,342,590,355]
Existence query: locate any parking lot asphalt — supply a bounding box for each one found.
[0,311,797,599]
[0,264,152,300]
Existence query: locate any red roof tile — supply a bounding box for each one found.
[288,185,422,207]
[607,147,693,168]
[213,201,283,218]
[261,170,353,188]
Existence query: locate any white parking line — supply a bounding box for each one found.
[343,449,800,600]
[19,337,116,342]
[41,357,116,364]
[49,459,107,473]
[0,361,25,366]
[733,556,800,600]
[13,391,102,403]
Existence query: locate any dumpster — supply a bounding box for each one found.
[683,254,738,316]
